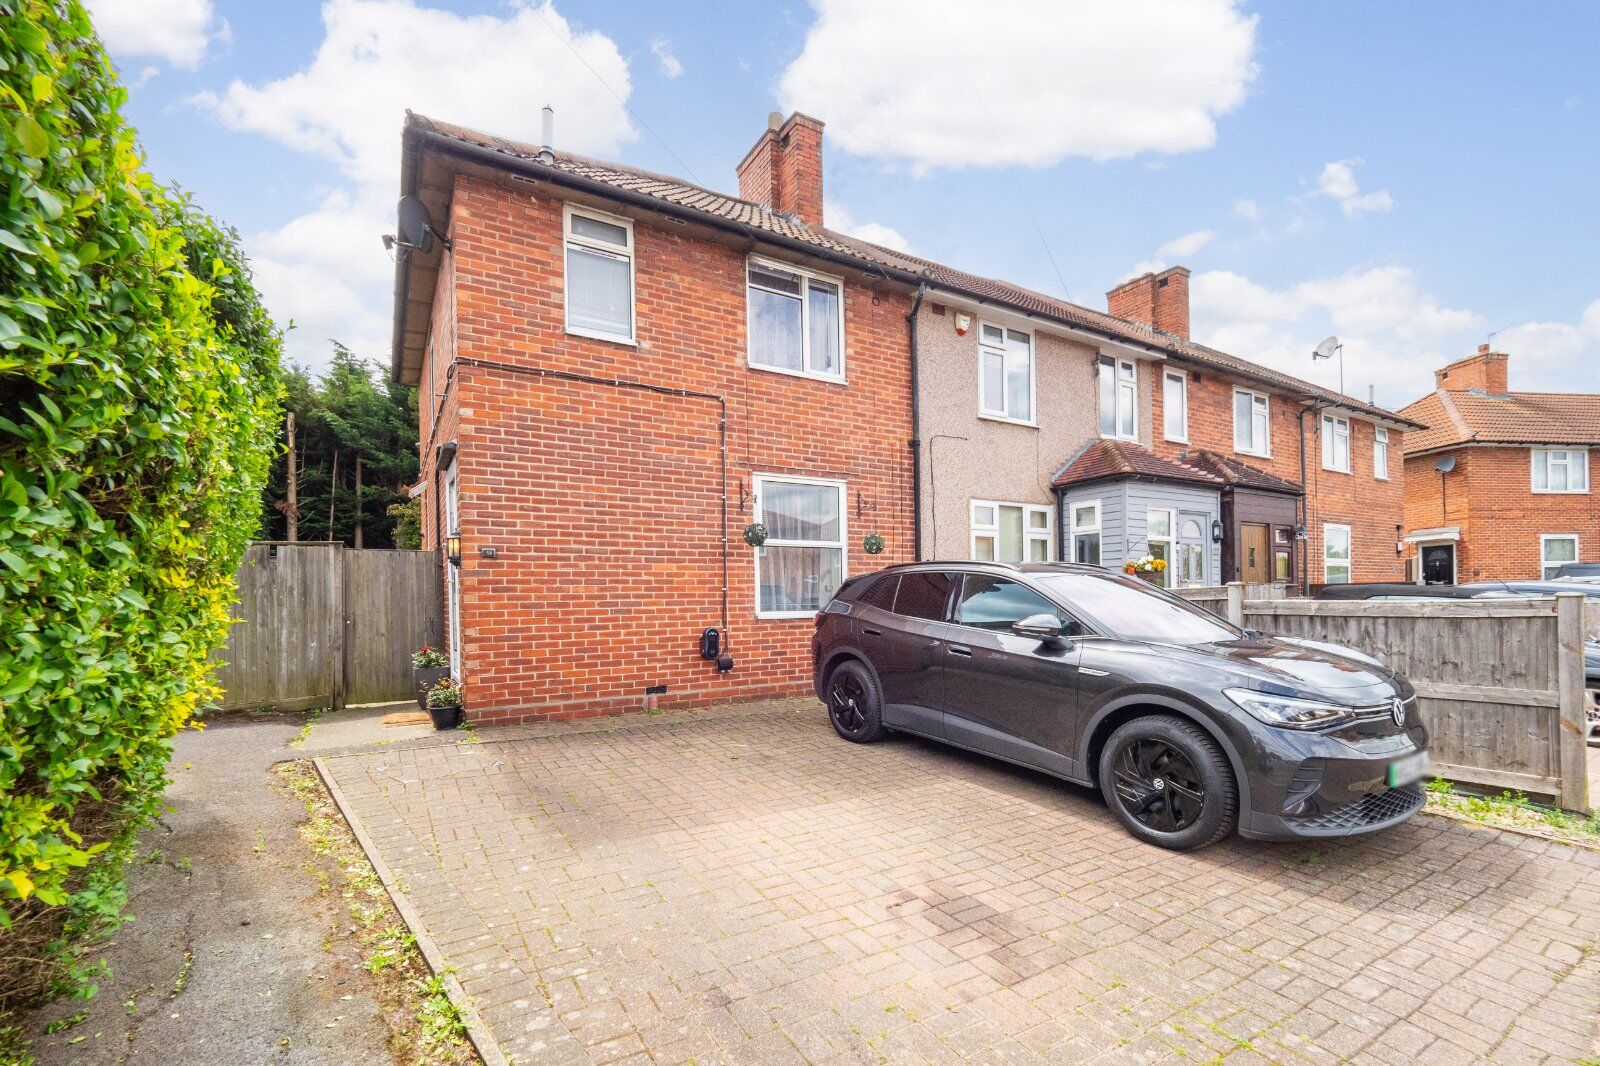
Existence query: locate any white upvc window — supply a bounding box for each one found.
[1099,355,1138,440]
[1233,388,1270,457]
[978,323,1034,423]
[1322,414,1351,473]
[971,500,1051,563]
[1069,500,1101,565]
[1323,523,1352,585]
[564,205,635,343]
[1163,369,1188,442]
[1531,448,1589,494]
[747,258,845,382]
[1145,508,1174,589]
[752,474,846,618]
[1540,534,1579,580]
[1374,427,1390,480]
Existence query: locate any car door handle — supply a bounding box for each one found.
[947,645,973,657]
[863,626,883,637]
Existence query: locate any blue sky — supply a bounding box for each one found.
[90,0,1600,406]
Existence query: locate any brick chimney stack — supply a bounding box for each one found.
[737,111,825,228]
[1107,266,1191,340]
[1435,344,1509,393]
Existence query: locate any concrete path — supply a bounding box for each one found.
[20,708,453,1064]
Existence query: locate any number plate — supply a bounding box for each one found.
[1386,751,1430,787]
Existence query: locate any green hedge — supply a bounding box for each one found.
[0,0,284,949]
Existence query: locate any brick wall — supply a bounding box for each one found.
[425,174,913,724]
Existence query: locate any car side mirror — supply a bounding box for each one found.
[1013,613,1069,646]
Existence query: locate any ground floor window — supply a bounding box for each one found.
[1540,534,1578,580]
[1323,523,1352,584]
[1146,508,1174,588]
[753,474,845,617]
[1069,501,1101,565]
[971,500,1051,563]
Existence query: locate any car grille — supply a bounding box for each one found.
[1290,784,1425,834]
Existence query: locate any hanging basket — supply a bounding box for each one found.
[743,522,768,547]
[863,533,885,555]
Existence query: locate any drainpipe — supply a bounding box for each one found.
[906,283,928,561]
[1297,403,1315,592]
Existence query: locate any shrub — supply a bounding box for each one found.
[0,0,284,1007]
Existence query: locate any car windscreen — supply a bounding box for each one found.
[1035,572,1241,645]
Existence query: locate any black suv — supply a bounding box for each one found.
[812,562,1429,850]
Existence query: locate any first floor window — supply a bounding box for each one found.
[1540,535,1579,580]
[1323,524,1352,584]
[1070,501,1101,565]
[1322,414,1351,472]
[1532,448,1588,493]
[747,260,843,379]
[1163,369,1188,441]
[1234,389,1270,456]
[1374,427,1390,479]
[565,206,635,341]
[1146,508,1174,589]
[971,501,1050,563]
[979,324,1033,422]
[1099,355,1137,439]
[754,475,845,616]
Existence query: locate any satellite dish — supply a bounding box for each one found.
[1435,455,1457,474]
[396,195,437,253]
[1312,336,1341,361]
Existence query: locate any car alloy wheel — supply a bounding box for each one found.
[1111,738,1205,832]
[824,661,885,743]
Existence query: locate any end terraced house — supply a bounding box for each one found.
[391,110,1420,723]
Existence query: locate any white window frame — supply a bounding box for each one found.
[1233,388,1271,457]
[977,322,1035,425]
[1531,448,1589,494]
[1374,427,1390,480]
[1323,523,1352,585]
[1321,414,1351,473]
[1069,500,1102,566]
[1162,368,1188,443]
[563,203,636,345]
[1145,507,1175,589]
[1098,355,1138,441]
[970,500,1051,563]
[752,473,847,619]
[745,256,847,384]
[1540,534,1579,580]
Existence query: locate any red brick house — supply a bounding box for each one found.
[390,110,1419,723]
[1400,346,1600,582]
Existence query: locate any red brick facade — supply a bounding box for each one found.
[418,174,913,723]
[736,112,825,227]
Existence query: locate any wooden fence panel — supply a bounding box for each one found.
[343,549,443,705]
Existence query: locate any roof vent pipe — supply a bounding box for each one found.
[538,106,554,164]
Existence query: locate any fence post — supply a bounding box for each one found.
[1225,582,1245,628]
[1555,592,1589,813]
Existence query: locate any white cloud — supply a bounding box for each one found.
[1129,228,1215,277]
[827,203,912,253]
[86,0,224,68]
[191,0,635,368]
[1232,198,1261,222]
[650,37,683,78]
[779,0,1258,169]
[1316,158,1393,218]
[1191,266,1486,404]
[1493,301,1600,383]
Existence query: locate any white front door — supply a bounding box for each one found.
[444,464,461,679]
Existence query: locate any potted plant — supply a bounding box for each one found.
[425,677,463,730]
[1123,555,1167,583]
[411,645,449,710]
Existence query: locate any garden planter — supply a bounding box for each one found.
[414,666,449,710]
[428,702,463,730]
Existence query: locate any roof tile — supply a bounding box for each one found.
[1399,389,1600,453]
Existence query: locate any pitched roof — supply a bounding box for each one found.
[1053,440,1225,489]
[1181,449,1303,495]
[1399,388,1600,454]
[399,114,1419,428]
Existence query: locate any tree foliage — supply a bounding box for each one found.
[0,0,284,967]
[258,344,418,548]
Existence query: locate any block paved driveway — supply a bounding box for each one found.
[321,699,1600,1065]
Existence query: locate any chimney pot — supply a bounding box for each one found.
[1435,347,1509,393]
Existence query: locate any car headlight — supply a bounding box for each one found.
[1224,688,1354,730]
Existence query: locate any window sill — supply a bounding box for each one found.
[1100,432,1139,443]
[1322,465,1352,475]
[1531,488,1591,495]
[979,412,1038,428]
[756,610,821,621]
[566,326,637,347]
[1164,434,1189,445]
[748,361,847,386]
[1235,447,1272,460]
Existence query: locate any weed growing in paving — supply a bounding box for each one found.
[1425,778,1600,844]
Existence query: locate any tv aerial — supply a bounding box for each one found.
[382,195,450,257]
[1312,335,1344,397]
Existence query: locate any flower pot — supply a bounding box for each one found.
[428,702,463,730]
[414,666,450,710]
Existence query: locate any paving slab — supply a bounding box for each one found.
[321,698,1600,1065]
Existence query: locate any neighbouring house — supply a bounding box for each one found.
[1400,345,1600,582]
[390,108,1420,723]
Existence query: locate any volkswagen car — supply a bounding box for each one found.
[812,562,1430,851]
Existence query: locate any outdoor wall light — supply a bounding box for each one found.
[446,532,462,566]
[1211,520,1224,543]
